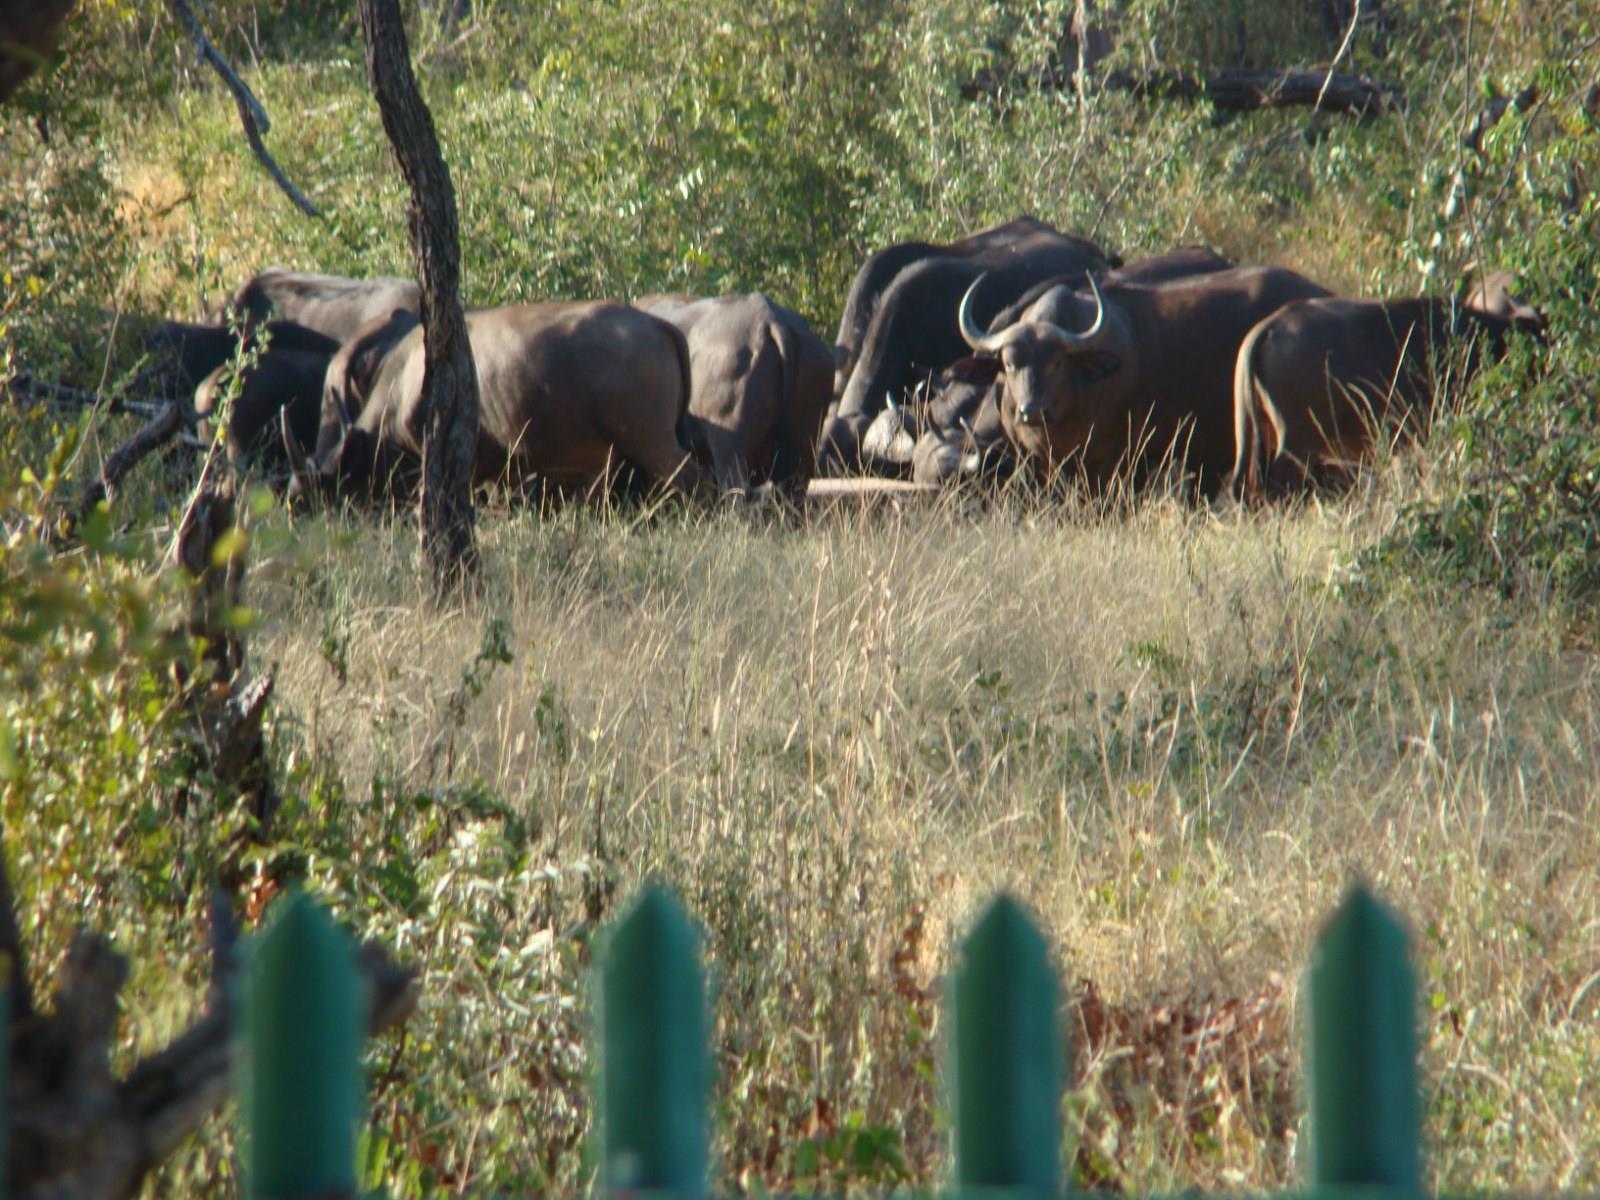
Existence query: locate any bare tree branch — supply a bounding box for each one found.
[165,0,321,217]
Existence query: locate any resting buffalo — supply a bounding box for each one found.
[1229,276,1545,500]
[636,293,833,500]
[194,349,333,472]
[141,318,337,400]
[863,248,1239,486]
[959,265,1332,496]
[821,217,1117,471]
[832,216,1103,391]
[293,303,703,503]
[221,268,421,342]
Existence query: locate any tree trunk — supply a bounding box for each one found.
[357,0,481,594]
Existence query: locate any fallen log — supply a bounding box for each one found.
[1101,66,1400,116]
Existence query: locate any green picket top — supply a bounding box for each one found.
[596,883,710,1196]
[1306,884,1422,1197]
[238,890,364,1200]
[948,893,1065,1197]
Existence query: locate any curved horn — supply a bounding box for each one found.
[281,405,311,484]
[1036,273,1108,353]
[958,272,1015,356]
[335,386,355,436]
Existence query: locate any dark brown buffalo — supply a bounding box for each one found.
[142,318,338,399]
[221,268,422,342]
[295,303,703,503]
[832,216,1100,391]
[637,292,833,500]
[315,308,423,462]
[863,248,1239,486]
[959,266,1332,495]
[1229,276,1545,500]
[821,217,1117,471]
[194,349,333,472]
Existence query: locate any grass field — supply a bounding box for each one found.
[3,1,1599,1195]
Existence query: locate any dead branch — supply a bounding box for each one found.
[74,399,188,525]
[7,868,418,1200]
[164,0,321,217]
[1101,66,1400,116]
[1463,84,1540,154]
[7,373,175,420]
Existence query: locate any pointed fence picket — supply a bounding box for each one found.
[207,881,1456,1200]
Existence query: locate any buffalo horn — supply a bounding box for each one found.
[1037,273,1108,353]
[281,406,311,484]
[957,273,1015,356]
[334,387,355,436]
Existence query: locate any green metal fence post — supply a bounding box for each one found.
[1306,883,1421,1196]
[948,893,1065,1197]
[596,883,709,1196]
[238,890,363,1200]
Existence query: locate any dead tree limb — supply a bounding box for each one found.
[164,0,321,217]
[5,849,418,1200]
[1101,66,1400,116]
[74,400,188,525]
[6,374,173,420]
[358,0,481,593]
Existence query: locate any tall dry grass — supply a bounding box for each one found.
[237,485,1600,1194]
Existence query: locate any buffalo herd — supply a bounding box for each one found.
[146,214,1544,511]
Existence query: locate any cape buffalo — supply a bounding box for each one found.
[821,218,1117,472]
[637,293,833,500]
[293,303,703,504]
[959,265,1332,496]
[141,318,338,400]
[862,248,1239,487]
[194,349,333,473]
[832,216,1104,391]
[221,268,421,342]
[1229,277,1545,500]
[316,308,423,462]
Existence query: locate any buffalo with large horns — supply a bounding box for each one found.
[863,248,1239,486]
[959,265,1332,495]
[821,216,1118,472]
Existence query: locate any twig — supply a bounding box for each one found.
[1314,0,1363,114]
[164,0,321,217]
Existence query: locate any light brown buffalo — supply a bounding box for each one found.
[959,266,1332,495]
[1229,277,1545,500]
[293,303,703,503]
[636,293,833,500]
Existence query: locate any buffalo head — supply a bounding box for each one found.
[958,273,1138,462]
